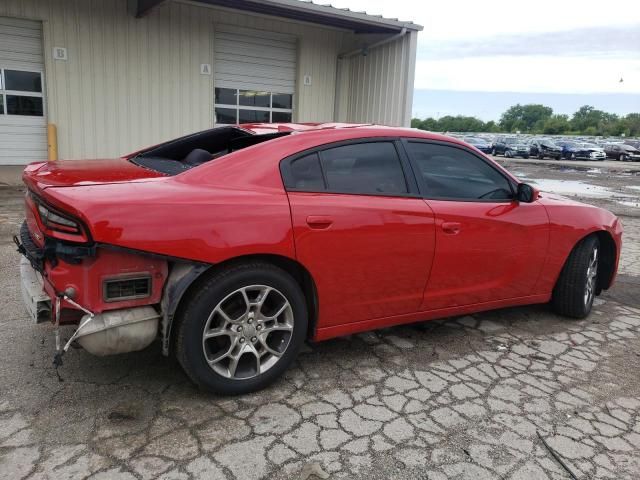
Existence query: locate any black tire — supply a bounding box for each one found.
[505,150,512,158]
[555,155,561,160]
[619,154,626,162]
[538,153,544,160]
[523,155,529,159]
[552,235,600,319]
[175,262,308,394]
[491,148,497,156]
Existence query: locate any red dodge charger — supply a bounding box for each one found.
[17,123,622,394]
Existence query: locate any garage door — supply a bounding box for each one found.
[0,17,47,165]
[214,25,296,125]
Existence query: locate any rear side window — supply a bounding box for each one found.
[406,142,513,201]
[289,153,325,191]
[283,141,409,196]
[320,142,408,195]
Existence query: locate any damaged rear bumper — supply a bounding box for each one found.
[20,256,51,323]
[16,220,167,357]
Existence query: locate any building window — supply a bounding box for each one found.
[0,69,44,117]
[215,88,293,124]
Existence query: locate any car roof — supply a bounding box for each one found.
[238,122,377,134]
[236,122,471,146]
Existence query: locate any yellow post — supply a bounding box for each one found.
[47,123,58,161]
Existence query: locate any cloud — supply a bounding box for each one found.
[418,27,640,60]
[414,56,640,94]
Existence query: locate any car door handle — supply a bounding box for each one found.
[442,221,461,235]
[306,215,333,229]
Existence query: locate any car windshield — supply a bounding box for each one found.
[541,141,557,147]
[505,138,518,144]
[464,137,485,144]
[129,127,290,175]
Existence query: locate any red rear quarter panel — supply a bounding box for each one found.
[39,128,446,265]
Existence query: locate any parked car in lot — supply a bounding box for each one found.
[463,136,493,154]
[528,139,562,160]
[604,143,640,161]
[577,143,607,161]
[492,136,530,158]
[556,140,603,160]
[17,123,622,394]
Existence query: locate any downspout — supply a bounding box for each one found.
[338,27,408,59]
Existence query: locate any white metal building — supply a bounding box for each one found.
[0,0,421,165]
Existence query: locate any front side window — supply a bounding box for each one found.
[0,69,44,117]
[406,142,513,201]
[215,88,293,124]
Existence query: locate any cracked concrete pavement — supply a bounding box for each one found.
[1,159,639,479]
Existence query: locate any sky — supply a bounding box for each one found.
[328,0,640,120]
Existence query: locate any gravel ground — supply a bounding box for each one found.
[1,158,639,480]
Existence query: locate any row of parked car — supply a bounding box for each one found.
[454,135,640,162]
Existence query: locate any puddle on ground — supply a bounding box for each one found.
[530,179,630,198]
[530,178,639,208]
[617,200,640,208]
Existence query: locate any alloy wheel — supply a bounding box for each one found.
[202,285,294,379]
[584,247,598,307]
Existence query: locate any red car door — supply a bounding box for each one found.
[281,140,436,328]
[402,140,549,310]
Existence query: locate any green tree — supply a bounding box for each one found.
[410,104,639,136]
[620,113,640,137]
[437,115,486,132]
[570,105,614,133]
[542,114,570,134]
[499,104,553,133]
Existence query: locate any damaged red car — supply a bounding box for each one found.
[17,123,623,394]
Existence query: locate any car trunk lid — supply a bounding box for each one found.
[23,158,166,193]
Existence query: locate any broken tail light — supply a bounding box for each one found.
[37,203,81,234]
[28,192,90,243]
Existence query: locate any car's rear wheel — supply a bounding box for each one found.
[491,148,497,156]
[538,152,544,160]
[552,235,599,319]
[175,262,308,394]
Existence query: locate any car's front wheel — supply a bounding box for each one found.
[175,262,308,394]
[619,153,627,162]
[552,235,599,318]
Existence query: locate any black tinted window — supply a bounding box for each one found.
[289,153,325,191]
[407,143,513,200]
[320,142,408,195]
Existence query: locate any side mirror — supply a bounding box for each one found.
[517,183,539,203]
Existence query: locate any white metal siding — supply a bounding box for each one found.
[0,0,418,159]
[0,0,344,160]
[0,16,47,165]
[214,25,296,94]
[340,31,417,127]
